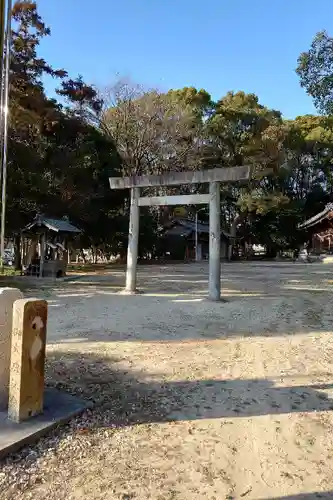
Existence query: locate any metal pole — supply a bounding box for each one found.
[0,0,5,59]
[209,181,221,301]
[195,211,198,261]
[125,187,140,293]
[39,233,46,278]
[0,0,6,210]
[0,0,12,271]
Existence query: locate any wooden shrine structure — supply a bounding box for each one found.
[299,203,333,254]
[21,215,81,278]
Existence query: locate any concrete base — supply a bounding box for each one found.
[0,388,91,459]
[206,296,228,303]
[119,289,143,296]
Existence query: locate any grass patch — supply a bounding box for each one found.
[67,262,123,274]
[0,266,21,276]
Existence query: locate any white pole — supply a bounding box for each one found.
[195,211,198,261]
[0,0,12,271]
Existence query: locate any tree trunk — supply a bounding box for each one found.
[266,245,277,259]
[79,248,86,263]
[228,213,243,260]
[14,234,22,270]
[93,246,98,264]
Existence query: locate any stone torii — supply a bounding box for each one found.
[109,166,251,301]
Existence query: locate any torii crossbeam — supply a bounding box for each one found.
[109,166,251,301]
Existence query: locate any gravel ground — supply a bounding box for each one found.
[1,262,333,500]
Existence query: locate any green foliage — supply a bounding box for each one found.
[167,87,214,119]
[5,1,124,253]
[296,31,333,115]
[246,203,305,251]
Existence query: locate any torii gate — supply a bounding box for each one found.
[109,166,251,301]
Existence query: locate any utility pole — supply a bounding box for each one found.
[0,0,6,194]
[0,1,5,69]
[0,0,12,272]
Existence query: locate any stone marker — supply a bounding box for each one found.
[0,288,23,410]
[8,299,48,423]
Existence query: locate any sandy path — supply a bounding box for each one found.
[1,262,333,499]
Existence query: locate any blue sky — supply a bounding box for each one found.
[37,0,332,118]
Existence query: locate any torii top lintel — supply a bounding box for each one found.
[109,166,251,190]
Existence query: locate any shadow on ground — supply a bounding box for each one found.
[45,350,333,426]
[2,348,333,499]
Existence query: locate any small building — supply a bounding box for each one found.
[299,203,333,254]
[162,217,232,260]
[21,215,81,277]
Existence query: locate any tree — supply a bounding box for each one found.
[97,80,210,246]
[56,74,103,118]
[296,30,333,114]
[42,113,123,245]
[203,91,287,257]
[100,79,205,177]
[281,115,333,224]
[7,1,66,236]
[5,1,124,265]
[240,114,333,254]
[167,86,214,119]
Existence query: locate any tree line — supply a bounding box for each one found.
[3,1,333,263]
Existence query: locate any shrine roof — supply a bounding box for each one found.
[299,203,333,229]
[22,215,81,234]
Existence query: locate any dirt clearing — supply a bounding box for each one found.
[1,262,333,500]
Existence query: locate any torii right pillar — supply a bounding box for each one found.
[209,181,221,301]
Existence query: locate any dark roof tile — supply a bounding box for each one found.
[23,215,81,233]
[299,203,333,229]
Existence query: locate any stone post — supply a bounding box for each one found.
[0,288,23,410]
[8,298,48,423]
[125,187,140,293]
[209,181,221,301]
